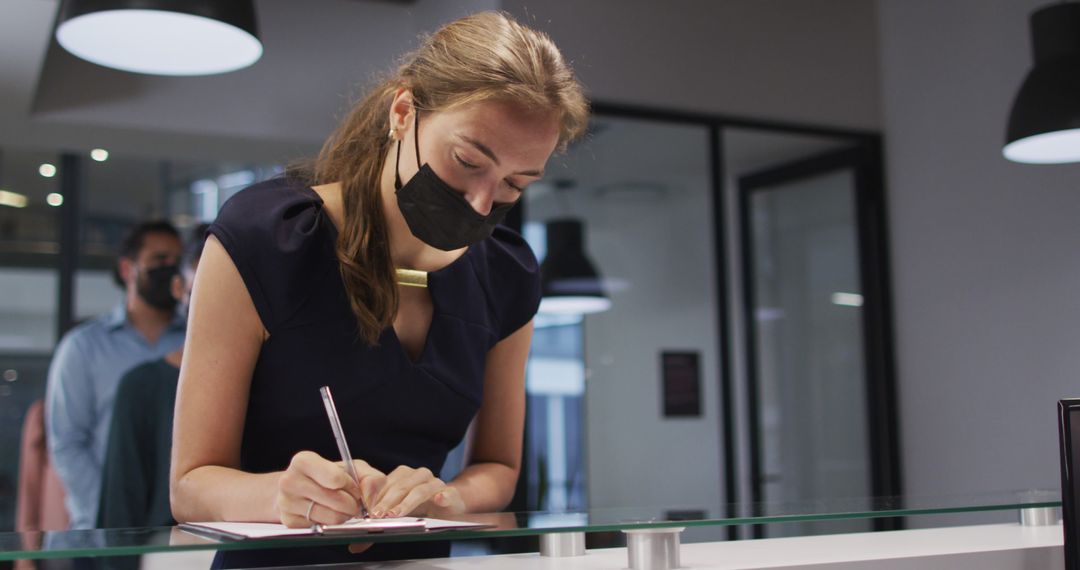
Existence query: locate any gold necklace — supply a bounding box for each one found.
[395,268,428,288]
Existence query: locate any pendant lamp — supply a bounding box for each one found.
[55,0,262,76]
[1004,2,1080,164]
[539,219,612,316]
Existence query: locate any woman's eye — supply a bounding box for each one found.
[454,154,479,169]
[505,180,525,193]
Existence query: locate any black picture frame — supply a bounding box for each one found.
[662,351,703,418]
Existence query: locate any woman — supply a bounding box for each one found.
[169,11,588,568]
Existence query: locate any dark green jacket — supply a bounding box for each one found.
[97,359,179,529]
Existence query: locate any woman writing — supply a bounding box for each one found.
[169,11,588,568]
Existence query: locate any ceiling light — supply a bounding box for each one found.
[39,163,57,178]
[831,292,864,307]
[90,148,109,162]
[538,296,612,315]
[55,0,262,76]
[539,219,612,316]
[47,193,65,207]
[1004,3,1080,164]
[0,191,28,208]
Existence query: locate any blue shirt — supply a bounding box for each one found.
[45,303,186,529]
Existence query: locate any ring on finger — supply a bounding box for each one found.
[306,499,316,524]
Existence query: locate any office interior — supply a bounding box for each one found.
[2,0,1080,567]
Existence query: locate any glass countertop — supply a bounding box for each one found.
[0,490,1060,561]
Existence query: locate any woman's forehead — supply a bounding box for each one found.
[433,100,560,162]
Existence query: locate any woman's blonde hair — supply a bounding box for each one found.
[311,11,589,345]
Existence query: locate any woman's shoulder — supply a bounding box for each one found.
[210,176,331,248]
[470,225,541,340]
[213,177,322,230]
[207,176,337,333]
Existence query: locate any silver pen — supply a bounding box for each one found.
[319,385,371,520]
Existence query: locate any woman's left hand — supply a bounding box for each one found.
[368,465,466,518]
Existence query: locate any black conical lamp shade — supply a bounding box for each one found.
[539,219,612,315]
[55,0,262,76]
[1004,3,1080,163]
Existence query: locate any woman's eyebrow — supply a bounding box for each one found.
[459,134,544,177]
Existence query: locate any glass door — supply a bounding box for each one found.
[734,139,900,537]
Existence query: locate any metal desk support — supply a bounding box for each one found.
[539,532,586,557]
[623,527,685,570]
[1019,507,1058,526]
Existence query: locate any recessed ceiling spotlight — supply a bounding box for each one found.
[47,193,65,207]
[90,148,109,162]
[831,292,864,307]
[39,163,57,178]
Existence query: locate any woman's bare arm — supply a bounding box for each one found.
[447,320,532,512]
[169,235,278,522]
[171,236,373,526]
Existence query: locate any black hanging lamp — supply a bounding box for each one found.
[539,219,612,316]
[1004,2,1080,164]
[55,0,262,76]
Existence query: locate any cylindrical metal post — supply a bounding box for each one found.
[539,532,586,557]
[624,527,684,570]
[1019,507,1058,526]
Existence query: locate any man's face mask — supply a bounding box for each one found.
[136,263,180,312]
[394,111,515,251]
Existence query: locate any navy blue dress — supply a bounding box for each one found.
[205,178,540,568]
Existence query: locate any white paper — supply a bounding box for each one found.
[182,517,488,540]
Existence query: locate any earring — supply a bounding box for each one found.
[388,127,397,140]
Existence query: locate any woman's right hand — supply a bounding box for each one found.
[276,451,385,528]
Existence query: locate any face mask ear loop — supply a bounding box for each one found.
[413,110,422,167]
[394,108,422,191]
[394,128,404,191]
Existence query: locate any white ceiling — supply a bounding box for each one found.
[0,0,881,164]
[1,0,500,162]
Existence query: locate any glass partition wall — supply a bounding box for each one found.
[0,146,282,534]
[0,106,900,553]
[0,147,62,533]
[523,117,724,520]
[513,105,898,543]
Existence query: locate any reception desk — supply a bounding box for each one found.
[0,490,1064,569]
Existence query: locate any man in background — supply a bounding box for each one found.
[45,220,186,529]
[98,224,207,529]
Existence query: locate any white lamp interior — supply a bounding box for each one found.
[1003,128,1080,164]
[56,9,262,76]
[539,296,613,316]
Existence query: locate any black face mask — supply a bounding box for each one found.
[137,264,179,312]
[394,112,515,251]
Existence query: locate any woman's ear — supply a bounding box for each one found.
[388,89,415,138]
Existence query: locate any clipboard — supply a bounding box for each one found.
[179,517,490,542]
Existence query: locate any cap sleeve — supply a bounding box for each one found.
[483,226,542,341]
[207,178,336,335]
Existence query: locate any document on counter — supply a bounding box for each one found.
[180,517,491,541]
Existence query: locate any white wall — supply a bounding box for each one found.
[878,0,1080,499]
